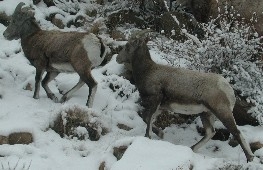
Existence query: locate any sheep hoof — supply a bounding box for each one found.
[33,96,39,99]
[33,94,39,99]
[247,155,255,162]
[144,134,151,139]
[152,126,164,139]
[53,97,59,103]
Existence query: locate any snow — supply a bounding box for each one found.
[111,137,193,170]
[0,0,263,169]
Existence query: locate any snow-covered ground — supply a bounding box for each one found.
[1,1,263,169]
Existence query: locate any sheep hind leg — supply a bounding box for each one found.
[42,71,59,102]
[60,78,85,103]
[141,95,162,138]
[215,111,254,162]
[191,112,216,152]
[143,105,159,139]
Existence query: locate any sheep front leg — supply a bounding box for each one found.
[87,83,97,108]
[33,69,44,99]
[42,71,59,102]
[141,95,162,138]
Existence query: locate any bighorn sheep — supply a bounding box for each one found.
[3,3,107,107]
[116,38,254,162]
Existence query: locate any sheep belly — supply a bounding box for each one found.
[163,102,210,115]
[51,63,75,73]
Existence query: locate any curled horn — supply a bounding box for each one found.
[14,2,26,13]
[21,6,35,17]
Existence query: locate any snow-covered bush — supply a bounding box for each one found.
[53,0,81,15]
[150,12,263,123]
[51,105,107,141]
[102,74,139,103]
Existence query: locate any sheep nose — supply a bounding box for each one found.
[3,31,10,40]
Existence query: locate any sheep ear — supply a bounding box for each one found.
[21,6,35,17]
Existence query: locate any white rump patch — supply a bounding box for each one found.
[217,77,236,111]
[82,34,106,67]
[51,63,75,73]
[162,102,209,115]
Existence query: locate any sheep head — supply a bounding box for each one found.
[3,2,35,40]
[116,38,149,65]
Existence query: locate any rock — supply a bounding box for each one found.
[52,17,65,29]
[117,123,132,131]
[86,9,97,17]
[8,132,33,145]
[229,140,263,152]
[50,14,65,29]
[113,145,128,160]
[24,83,33,91]
[43,0,55,7]
[96,0,103,5]
[0,135,8,145]
[99,161,105,170]
[250,141,263,152]
[33,0,41,5]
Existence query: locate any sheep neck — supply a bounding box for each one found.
[131,44,155,82]
[20,19,41,40]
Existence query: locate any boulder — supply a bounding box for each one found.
[51,15,65,29]
[8,132,33,145]
[113,145,128,160]
[0,135,8,145]
[0,132,33,145]
[43,0,55,7]
[33,0,41,5]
